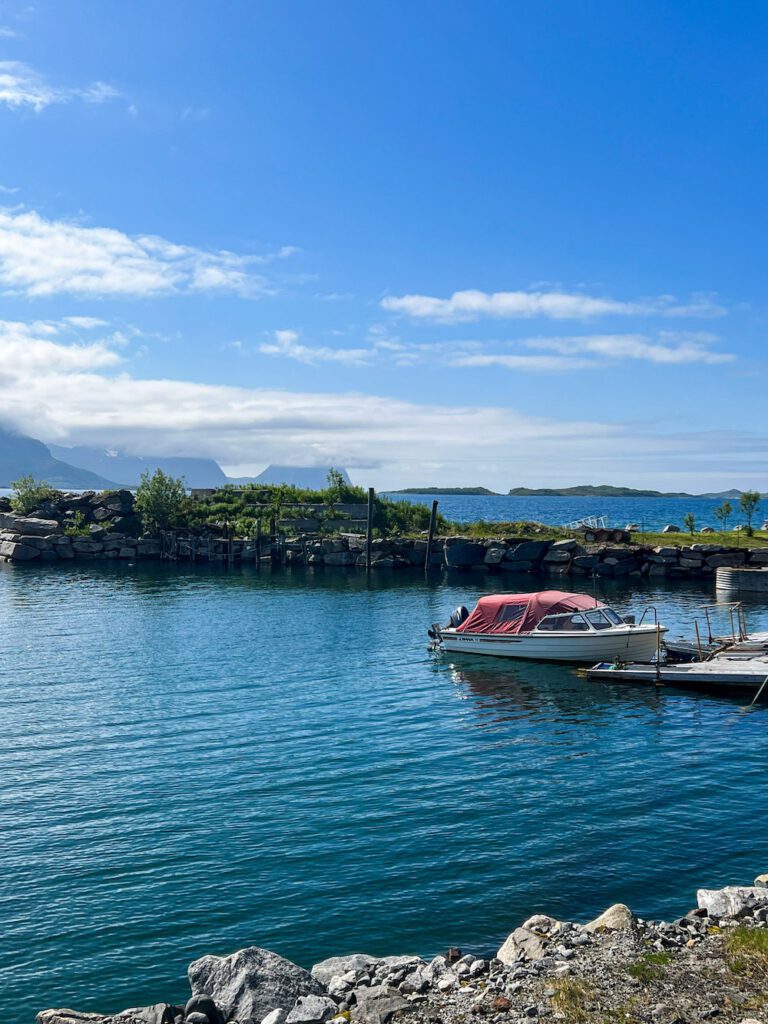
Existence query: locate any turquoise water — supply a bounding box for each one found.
[2,562,768,1022]
[381,492,753,531]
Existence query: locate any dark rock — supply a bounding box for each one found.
[505,541,551,562]
[185,995,223,1024]
[188,946,326,1024]
[445,947,463,965]
[186,1015,209,1024]
[445,542,486,567]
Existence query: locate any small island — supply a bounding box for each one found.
[507,484,751,498]
[388,486,501,495]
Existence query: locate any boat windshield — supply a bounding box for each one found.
[536,612,590,632]
[602,608,624,625]
[585,608,612,630]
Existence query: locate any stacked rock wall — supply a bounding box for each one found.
[1,492,766,574]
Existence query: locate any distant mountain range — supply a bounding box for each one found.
[49,443,229,490]
[0,428,350,490]
[228,465,351,488]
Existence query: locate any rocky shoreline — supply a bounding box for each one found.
[1,490,766,578]
[38,877,768,1024]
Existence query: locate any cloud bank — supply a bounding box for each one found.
[0,317,759,487]
[0,209,290,298]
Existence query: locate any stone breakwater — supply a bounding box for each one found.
[1,491,767,576]
[38,875,768,1024]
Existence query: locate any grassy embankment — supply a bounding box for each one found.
[455,519,768,548]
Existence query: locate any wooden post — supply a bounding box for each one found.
[425,499,439,571]
[366,487,374,572]
[255,519,262,568]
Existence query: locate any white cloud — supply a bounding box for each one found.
[0,27,18,38]
[0,208,284,297]
[523,332,733,365]
[62,316,111,330]
[259,329,372,366]
[254,326,734,372]
[0,184,19,194]
[0,319,121,372]
[381,288,726,322]
[0,317,762,487]
[450,353,595,372]
[0,61,119,111]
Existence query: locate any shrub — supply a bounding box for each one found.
[134,469,187,534]
[9,475,55,515]
[63,511,90,537]
[683,512,696,535]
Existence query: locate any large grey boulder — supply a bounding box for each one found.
[311,954,377,986]
[0,513,61,536]
[285,995,338,1024]
[188,947,325,1024]
[583,903,635,933]
[497,926,547,963]
[0,539,41,560]
[697,886,768,919]
[352,986,409,1024]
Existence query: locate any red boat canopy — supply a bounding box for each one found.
[456,591,604,635]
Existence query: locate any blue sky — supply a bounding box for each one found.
[0,0,766,488]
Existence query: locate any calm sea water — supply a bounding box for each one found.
[381,493,753,532]
[2,561,768,1022]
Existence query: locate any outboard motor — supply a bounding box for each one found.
[448,605,470,629]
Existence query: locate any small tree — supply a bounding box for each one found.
[325,467,348,506]
[713,500,732,533]
[134,469,186,534]
[683,511,696,536]
[739,490,761,537]
[10,474,55,515]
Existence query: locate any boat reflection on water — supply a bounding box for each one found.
[441,649,734,726]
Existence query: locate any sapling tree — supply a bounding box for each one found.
[713,500,732,533]
[739,490,761,537]
[683,512,696,536]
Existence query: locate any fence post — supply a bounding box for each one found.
[425,500,439,571]
[366,487,374,573]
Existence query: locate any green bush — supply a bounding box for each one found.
[63,511,90,537]
[9,475,55,515]
[134,469,187,534]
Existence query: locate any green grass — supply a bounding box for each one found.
[550,977,595,1023]
[634,530,768,549]
[726,926,768,979]
[626,951,671,983]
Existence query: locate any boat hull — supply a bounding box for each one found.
[439,625,663,663]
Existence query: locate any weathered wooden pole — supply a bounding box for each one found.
[366,487,375,573]
[425,500,439,571]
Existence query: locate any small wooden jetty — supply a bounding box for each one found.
[585,658,768,696]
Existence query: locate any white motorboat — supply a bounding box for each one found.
[429,590,665,664]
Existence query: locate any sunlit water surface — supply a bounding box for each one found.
[1,562,767,1022]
